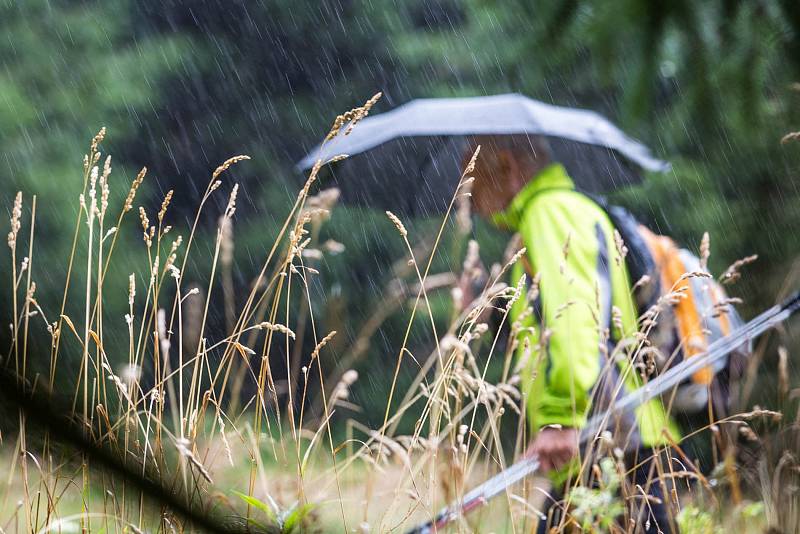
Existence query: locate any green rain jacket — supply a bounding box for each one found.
[493,164,679,449]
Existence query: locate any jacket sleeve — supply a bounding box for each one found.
[520,197,608,429]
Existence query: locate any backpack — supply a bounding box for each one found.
[595,198,750,416]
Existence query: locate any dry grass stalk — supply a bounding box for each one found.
[224,184,239,219]
[158,190,173,223]
[90,126,106,154]
[455,177,474,235]
[463,145,481,175]
[720,254,758,284]
[385,211,408,237]
[175,438,213,484]
[258,321,296,339]
[211,155,251,181]
[504,247,527,273]
[311,330,337,360]
[124,167,147,212]
[5,105,796,534]
[613,230,628,265]
[7,191,22,249]
[326,92,382,141]
[330,369,358,407]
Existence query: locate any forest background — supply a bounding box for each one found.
[3,0,800,430]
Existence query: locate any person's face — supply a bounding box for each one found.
[467,140,527,218]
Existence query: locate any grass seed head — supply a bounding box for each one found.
[464,145,481,175]
[224,184,239,218]
[7,191,22,249]
[613,230,628,265]
[128,274,136,307]
[212,155,250,181]
[138,207,153,247]
[158,189,173,223]
[311,330,337,360]
[124,167,146,212]
[385,211,407,238]
[326,92,382,140]
[258,321,296,339]
[503,247,527,274]
[720,254,758,284]
[331,369,358,405]
[90,126,106,154]
[99,166,110,219]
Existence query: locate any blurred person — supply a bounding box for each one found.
[462,135,681,534]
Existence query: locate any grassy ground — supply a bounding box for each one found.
[2,102,797,533]
[0,440,772,533]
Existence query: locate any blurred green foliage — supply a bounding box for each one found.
[1,0,799,422]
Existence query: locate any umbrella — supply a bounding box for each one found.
[297,93,670,216]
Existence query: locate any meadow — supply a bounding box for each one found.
[2,97,798,534]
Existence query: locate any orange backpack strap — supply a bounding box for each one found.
[638,227,713,385]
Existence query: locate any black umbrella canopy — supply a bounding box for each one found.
[297,94,670,217]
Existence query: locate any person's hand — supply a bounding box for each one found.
[524,426,579,472]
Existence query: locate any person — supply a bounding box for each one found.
[463,134,681,533]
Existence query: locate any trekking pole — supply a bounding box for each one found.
[406,456,540,534]
[405,291,800,534]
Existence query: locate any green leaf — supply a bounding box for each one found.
[233,491,278,523]
[282,503,315,533]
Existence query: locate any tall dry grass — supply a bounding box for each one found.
[1,95,798,534]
